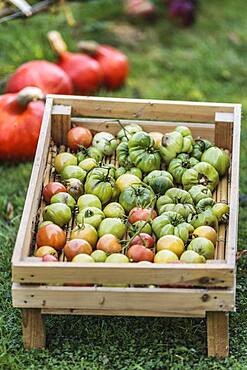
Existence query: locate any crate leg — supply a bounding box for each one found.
[22,309,46,349]
[207,311,229,358]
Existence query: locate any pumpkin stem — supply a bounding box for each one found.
[48,30,68,55]
[16,87,44,107]
[77,40,99,56]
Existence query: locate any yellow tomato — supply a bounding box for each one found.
[193,226,217,245]
[156,235,184,257]
[154,250,178,263]
[35,246,58,258]
[115,174,141,192]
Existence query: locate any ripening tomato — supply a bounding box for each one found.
[64,239,93,261]
[127,244,154,262]
[35,246,58,258]
[128,207,157,224]
[42,254,58,262]
[67,127,93,151]
[96,234,122,254]
[36,224,66,250]
[192,225,217,245]
[130,233,155,248]
[43,182,67,203]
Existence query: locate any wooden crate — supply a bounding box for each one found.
[11,95,241,357]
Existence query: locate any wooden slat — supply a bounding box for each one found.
[41,308,204,318]
[207,311,229,357]
[12,285,235,315]
[51,105,71,146]
[22,308,46,349]
[215,112,234,151]
[12,262,234,287]
[48,95,235,123]
[71,117,215,141]
[226,105,241,265]
[11,97,53,263]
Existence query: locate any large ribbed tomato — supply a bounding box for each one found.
[5,60,73,95]
[0,87,45,162]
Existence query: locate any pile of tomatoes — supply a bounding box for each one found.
[35,123,230,265]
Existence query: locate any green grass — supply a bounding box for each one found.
[0,0,247,368]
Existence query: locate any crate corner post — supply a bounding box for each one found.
[207,311,229,358]
[22,308,46,349]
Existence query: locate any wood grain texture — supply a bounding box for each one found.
[11,97,53,263]
[207,311,229,357]
[12,262,234,287]
[22,309,46,349]
[71,117,215,141]
[13,285,235,315]
[48,95,235,123]
[51,105,71,146]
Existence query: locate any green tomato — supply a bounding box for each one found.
[50,192,76,210]
[54,152,77,173]
[188,185,213,204]
[92,132,118,156]
[43,203,72,227]
[115,167,126,179]
[98,218,127,239]
[116,141,132,167]
[157,188,195,219]
[159,131,183,163]
[111,186,120,202]
[117,124,143,141]
[190,209,218,230]
[78,158,97,171]
[201,147,230,177]
[187,237,215,259]
[128,221,152,236]
[116,167,142,180]
[191,138,214,160]
[77,194,102,211]
[76,146,103,163]
[91,250,107,262]
[152,211,193,242]
[105,253,129,263]
[84,168,115,205]
[61,165,87,182]
[182,162,219,192]
[128,132,161,173]
[168,153,199,184]
[76,207,105,229]
[196,198,215,213]
[38,221,53,229]
[103,203,125,218]
[119,184,154,212]
[144,170,174,195]
[212,202,229,222]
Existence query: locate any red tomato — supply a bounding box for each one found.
[130,233,155,248]
[0,88,45,161]
[67,127,93,151]
[36,224,66,250]
[128,207,157,224]
[43,182,67,203]
[127,244,154,262]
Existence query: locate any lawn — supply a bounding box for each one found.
[0,0,247,369]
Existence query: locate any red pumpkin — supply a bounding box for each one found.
[48,31,103,95]
[5,60,73,95]
[78,41,129,90]
[0,87,45,162]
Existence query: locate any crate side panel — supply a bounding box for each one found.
[12,285,235,315]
